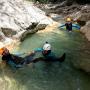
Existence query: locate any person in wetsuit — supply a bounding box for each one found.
[65,17,72,32]
[42,42,51,56]
[65,22,72,32]
[1,47,23,69]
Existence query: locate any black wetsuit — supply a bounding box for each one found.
[2,54,15,63]
[65,22,72,31]
[2,53,24,65]
[42,50,51,56]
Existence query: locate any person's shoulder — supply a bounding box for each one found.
[48,43,51,46]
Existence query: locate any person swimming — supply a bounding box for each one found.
[42,41,51,56]
[1,47,23,69]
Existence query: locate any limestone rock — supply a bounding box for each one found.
[26,22,38,30]
[0,0,53,46]
[80,21,90,41]
[35,24,47,31]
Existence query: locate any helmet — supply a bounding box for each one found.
[66,17,71,22]
[43,44,51,50]
[0,47,9,55]
[0,48,5,55]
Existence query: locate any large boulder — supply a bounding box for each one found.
[71,5,90,21]
[77,6,90,23]
[26,22,38,30]
[20,23,47,41]
[0,0,53,46]
[34,24,47,31]
[80,21,90,41]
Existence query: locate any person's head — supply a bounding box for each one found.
[45,41,48,44]
[1,47,9,55]
[66,17,72,22]
[0,48,4,55]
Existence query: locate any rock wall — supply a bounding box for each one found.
[71,5,90,41]
[81,21,90,41]
[39,3,90,41]
[0,0,53,48]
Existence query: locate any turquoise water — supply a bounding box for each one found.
[0,28,90,90]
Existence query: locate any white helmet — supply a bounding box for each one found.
[43,42,51,50]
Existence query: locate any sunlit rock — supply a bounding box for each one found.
[34,24,47,31]
[81,21,90,41]
[0,0,53,47]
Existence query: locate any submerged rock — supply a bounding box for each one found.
[74,6,90,41]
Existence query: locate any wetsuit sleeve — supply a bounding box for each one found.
[72,24,81,29]
[60,24,65,27]
[13,53,26,56]
[34,48,43,52]
[2,56,7,61]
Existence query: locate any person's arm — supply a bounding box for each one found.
[34,48,43,52]
[13,52,26,56]
[59,24,65,27]
[72,24,81,29]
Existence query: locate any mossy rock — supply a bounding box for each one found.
[26,22,38,30]
[1,28,17,37]
[35,24,47,31]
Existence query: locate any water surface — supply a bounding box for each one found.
[0,28,90,90]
